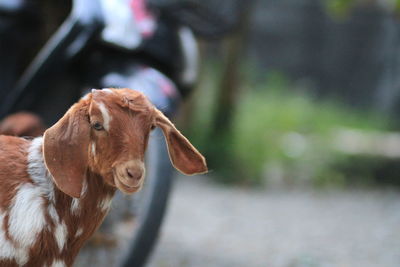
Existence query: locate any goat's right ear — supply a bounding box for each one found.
[43,104,90,198]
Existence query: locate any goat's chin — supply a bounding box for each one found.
[114,176,143,194]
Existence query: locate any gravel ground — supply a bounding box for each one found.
[147,176,400,267]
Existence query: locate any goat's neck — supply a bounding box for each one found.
[29,137,116,263]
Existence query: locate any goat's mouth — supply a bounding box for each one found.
[113,175,143,194]
[112,161,145,194]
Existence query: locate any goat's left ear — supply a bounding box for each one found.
[154,109,208,175]
[43,104,90,198]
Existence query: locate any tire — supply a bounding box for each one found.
[121,128,174,267]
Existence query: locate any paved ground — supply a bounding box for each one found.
[148,175,400,267]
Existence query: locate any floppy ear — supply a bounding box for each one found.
[154,109,207,175]
[43,104,90,198]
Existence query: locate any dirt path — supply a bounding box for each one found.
[148,176,400,267]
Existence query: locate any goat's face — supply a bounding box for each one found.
[87,89,152,193]
[43,88,207,198]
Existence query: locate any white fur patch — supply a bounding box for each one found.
[15,252,29,266]
[3,183,46,264]
[102,88,113,93]
[81,93,90,101]
[0,212,20,260]
[28,137,64,235]
[99,194,113,212]
[27,137,55,203]
[71,178,88,214]
[75,227,84,238]
[81,179,88,197]
[71,198,80,215]
[51,260,66,267]
[98,102,112,131]
[8,184,47,247]
[54,221,68,252]
[0,138,70,264]
[48,205,59,226]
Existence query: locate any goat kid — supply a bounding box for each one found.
[0,88,207,267]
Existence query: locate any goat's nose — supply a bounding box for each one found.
[126,168,143,181]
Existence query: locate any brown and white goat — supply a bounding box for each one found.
[0,88,207,267]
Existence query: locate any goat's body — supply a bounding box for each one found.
[0,136,115,267]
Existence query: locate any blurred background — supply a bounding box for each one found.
[149,0,400,266]
[2,0,400,266]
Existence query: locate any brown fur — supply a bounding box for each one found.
[24,171,115,267]
[0,88,207,266]
[0,136,113,266]
[0,136,31,210]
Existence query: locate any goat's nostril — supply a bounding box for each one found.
[126,168,142,181]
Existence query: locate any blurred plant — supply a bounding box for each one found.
[325,0,354,17]
[325,0,400,18]
[231,73,392,186]
[186,62,397,187]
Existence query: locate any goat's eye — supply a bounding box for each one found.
[92,122,104,131]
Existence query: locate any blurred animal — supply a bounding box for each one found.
[0,112,46,137]
[0,88,207,267]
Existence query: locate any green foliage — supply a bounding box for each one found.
[188,64,394,187]
[325,0,400,18]
[325,0,354,18]
[231,73,391,186]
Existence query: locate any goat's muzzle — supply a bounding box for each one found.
[113,160,145,194]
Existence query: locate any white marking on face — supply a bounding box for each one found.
[54,221,68,252]
[98,102,112,131]
[27,137,55,203]
[51,260,66,267]
[99,195,113,212]
[75,227,84,238]
[91,142,96,156]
